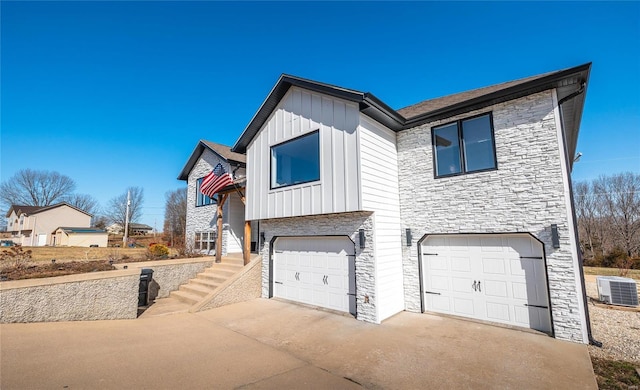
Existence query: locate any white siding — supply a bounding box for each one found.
[246,87,360,220]
[226,193,245,253]
[359,115,405,321]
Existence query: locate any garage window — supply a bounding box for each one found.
[433,113,497,177]
[271,131,320,189]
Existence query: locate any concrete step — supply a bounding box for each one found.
[170,290,201,306]
[203,268,237,278]
[196,273,228,284]
[179,283,212,298]
[190,278,221,290]
[211,263,243,272]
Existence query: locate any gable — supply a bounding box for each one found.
[178,141,245,181]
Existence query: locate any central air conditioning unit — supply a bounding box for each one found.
[596,276,639,307]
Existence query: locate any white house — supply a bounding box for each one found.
[229,63,593,344]
[5,203,93,246]
[178,140,249,256]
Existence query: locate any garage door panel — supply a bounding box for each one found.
[431,296,451,312]
[485,301,511,322]
[422,234,552,334]
[482,258,506,274]
[453,298,475,316]
[450,257,471,272]
[484,280,508,298]
[452,277,473,293]
[273,237,355,314]
[430,275,449,291]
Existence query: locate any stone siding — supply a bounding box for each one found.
[116,258,214,299]
[186,149,233,256]
[196,257,262,311]
[396,90,586,342]
[0,269,139,323]
[259,212,378,323]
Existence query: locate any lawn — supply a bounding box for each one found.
[583,266,640,280]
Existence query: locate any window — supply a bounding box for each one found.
[195,231,216,252]
[433,113,496,177]
[271,131,320,189]
[196,178,216,207]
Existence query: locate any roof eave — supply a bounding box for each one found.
[402,63,592,128]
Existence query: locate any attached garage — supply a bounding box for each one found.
[420,234,552,334]
[272,236,356,315]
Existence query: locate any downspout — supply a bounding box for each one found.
[558,83,602,347]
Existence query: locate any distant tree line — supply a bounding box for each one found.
[574,172,640,269]
[0,169,145,234]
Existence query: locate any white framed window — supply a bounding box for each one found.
[195,231,216,252]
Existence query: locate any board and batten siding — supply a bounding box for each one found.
[246,87,361,220]
[359,115,405,321]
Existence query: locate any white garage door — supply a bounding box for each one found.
[273,236,355,314]
[421,234,552,333]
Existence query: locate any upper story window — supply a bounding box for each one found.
[196,178,216,207]
[432,113,497,177]
[271,131,320,189]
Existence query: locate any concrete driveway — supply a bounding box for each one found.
[1,298,596,389]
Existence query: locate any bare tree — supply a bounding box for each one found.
[0,169,76,207]
[104,187,145,232]
[592,172,640,258]
[164,187,187,247]
[63,193,100,216]
[575,181,599,259]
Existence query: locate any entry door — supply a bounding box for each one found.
[273,236,355,314]
[421,234,551,333]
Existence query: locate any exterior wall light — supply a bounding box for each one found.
[359,229,366,249]
[551,224,560,248]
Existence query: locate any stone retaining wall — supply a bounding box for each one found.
[0,269,140,323]
[115,257,214,300]
[0,257,214,323]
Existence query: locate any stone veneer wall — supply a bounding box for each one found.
[195,256,262,312]
[116,258,214,299]
[259,211,378,323]
[186,148,230,256]
[0,269,140,323]
[396,90,586,342]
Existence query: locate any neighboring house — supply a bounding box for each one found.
[230,63,593,344]
[107,223,154,235]
[178,140,248,255]
[5,203,92,246]
[52,227,108,247]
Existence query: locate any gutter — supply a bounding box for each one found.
[558,84,602,347]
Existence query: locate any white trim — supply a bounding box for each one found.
[551,88,589,343]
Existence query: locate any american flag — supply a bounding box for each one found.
[200,163,233,198]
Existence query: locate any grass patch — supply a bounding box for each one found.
[1,260,116,280]
[584,267,640,280]
[591,357,640,389]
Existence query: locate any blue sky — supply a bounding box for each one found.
[2,1,639,229]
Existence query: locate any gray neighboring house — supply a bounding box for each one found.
[178,140,248,256]
[230,63,594,344]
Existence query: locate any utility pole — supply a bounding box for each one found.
[123,190,131,248]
